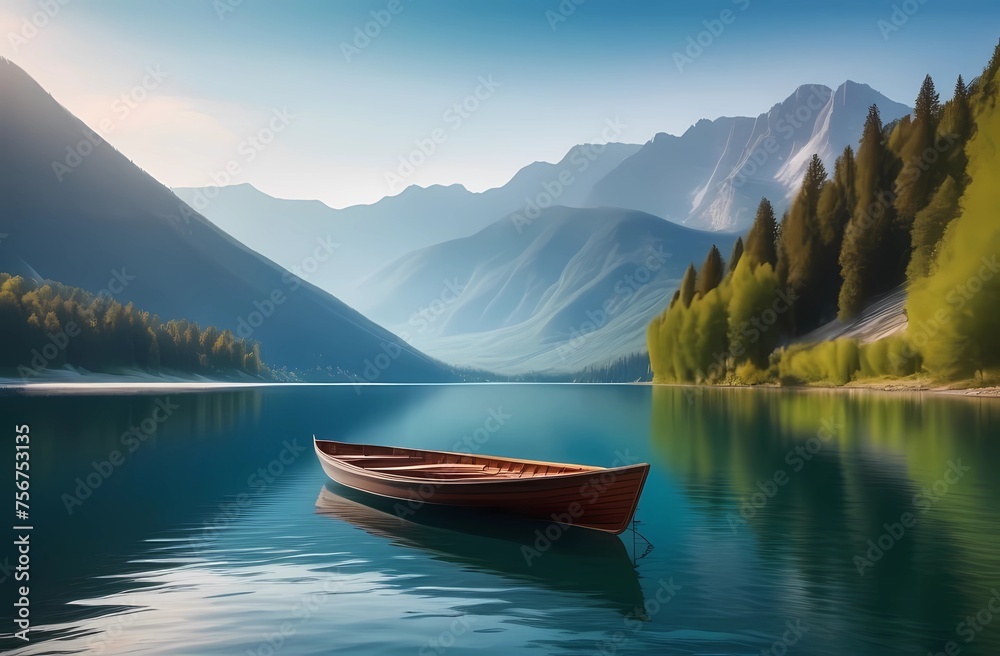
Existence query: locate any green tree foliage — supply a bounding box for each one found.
[894,75,942,224]
[697,245,725,297]
[0,274,268,379]
[906,175,962,280]
[838,104,901,318]
[650,45,1000,386]
[576,352,651,383]
[810,147,857,320]
[727,260,780,370]
[940,75,974,186]
[907,65,1000,379]
[679,263,697,307]
[778,154,828,330]
[744,198,778,268]
[727,236,744,274]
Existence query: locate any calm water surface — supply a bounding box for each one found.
[1,384,998,655]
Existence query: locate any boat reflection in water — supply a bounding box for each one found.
[314,483,647,617]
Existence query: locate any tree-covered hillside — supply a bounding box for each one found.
[648,40,1000,386]
[0,274,267,379]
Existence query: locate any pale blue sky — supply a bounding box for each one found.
[2,0,996,207]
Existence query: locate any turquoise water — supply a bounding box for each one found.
[1,384,998,655]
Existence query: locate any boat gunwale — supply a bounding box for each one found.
[313,437,647,486]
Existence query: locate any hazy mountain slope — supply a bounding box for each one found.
[357,207,732,373]
[587,81,912,231]
[172,143,640,305]
[0,58,450,381]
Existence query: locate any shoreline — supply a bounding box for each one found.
[646,379,1000,398]
[3,375,998,398]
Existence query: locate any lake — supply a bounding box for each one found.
[1,384,998,655]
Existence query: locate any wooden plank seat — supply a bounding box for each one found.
[336,455,424,461]
[366,463,493,472]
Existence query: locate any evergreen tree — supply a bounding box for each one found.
[818,147,856,250]
[779,154,828,330]
[940,75,973,187]
[679,264,697,307]
[907,175,962,279]
[727,237,744,274]
[697,245,724,296]
[895,75,942,223]
[745,198,779,268]
[980,38,1000,99]
[838,104,900,318]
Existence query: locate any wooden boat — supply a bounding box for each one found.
[313,438,650,534]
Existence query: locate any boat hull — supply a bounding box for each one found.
[313,440,649,534]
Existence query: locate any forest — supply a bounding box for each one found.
[0,273,268,379]
[648,40,1000,386]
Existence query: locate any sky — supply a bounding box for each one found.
[1,0,997,208]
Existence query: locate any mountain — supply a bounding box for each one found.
[586,81,912,231]
[171,142,640,305]
[356,206,732,373]
[0,58,450,382]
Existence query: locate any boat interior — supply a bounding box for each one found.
[315,439,599,480]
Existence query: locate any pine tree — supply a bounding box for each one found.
[679,264,697,307]
[940,75,974,187]
[745,198,779,268]
[838,104,900,318]
[981,37,1000,99]
[907,175,962,280]
[818,147,855,250]
[779,154,828,330]
[697,245,724,296]
[728,237,744,274]
[895,75,942,223]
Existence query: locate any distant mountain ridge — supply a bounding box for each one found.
[586,81,912,230]
[357,206,733,373]
[172,142,641,306]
